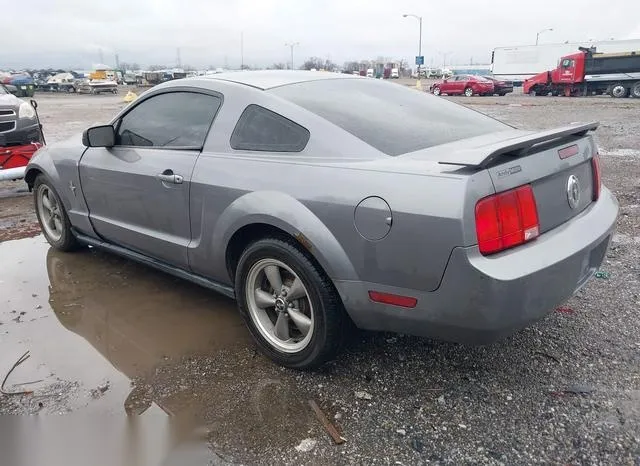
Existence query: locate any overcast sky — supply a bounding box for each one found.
[2,0,639,70]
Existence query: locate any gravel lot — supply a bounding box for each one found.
[0,88,639,465]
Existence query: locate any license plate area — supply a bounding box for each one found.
[574,234,610,292]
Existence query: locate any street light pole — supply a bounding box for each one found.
[285,42,300,70]
[403,13,423,89]
[536,28,553,45]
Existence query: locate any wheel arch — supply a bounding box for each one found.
[25,161,69,210]
[213,191,359,285]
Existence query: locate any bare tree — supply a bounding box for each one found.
[269,63,286,70]
[343,61,360,73]
[301,57,323,70]
[148,64,168,71]
[323,59,337,72]
[119,62,140,72]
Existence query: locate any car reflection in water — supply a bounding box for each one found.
[45,247,316,458]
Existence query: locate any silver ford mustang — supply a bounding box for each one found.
[25,71,618,369]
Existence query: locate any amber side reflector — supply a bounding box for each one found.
[368,291,417,308]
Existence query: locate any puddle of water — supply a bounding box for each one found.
[0,235,319,464]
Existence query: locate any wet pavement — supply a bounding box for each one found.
[0,236,321,464]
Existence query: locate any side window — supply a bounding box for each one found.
[562,59,571,68]
[230,104,310,152]
[116,92,221,148]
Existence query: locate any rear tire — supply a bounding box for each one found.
[33,174,81,252]
[610,83,628,98]
[235,237,348,370]
[631,81,640,98]
[464,87,473,97]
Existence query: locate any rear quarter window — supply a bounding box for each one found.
[230,104,310,152]
[271,79,509,156]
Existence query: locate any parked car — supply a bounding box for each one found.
[1,83,18,96]
[430,74,494,96]
[26,71,618,369]
[0,85,43,149]
[483,76,514,96]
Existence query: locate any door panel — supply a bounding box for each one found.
[440,79,453,93]
[79,147,197,267]
[78,90,222,268]
[453,77,467,94]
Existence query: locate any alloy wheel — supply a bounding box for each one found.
[245,258,314,353]
[37,185,64,242]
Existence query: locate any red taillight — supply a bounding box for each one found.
[475,185,540,255]
[591,154,601,201]
[368,291,417,308]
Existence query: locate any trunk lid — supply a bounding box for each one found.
[436,122,599,234]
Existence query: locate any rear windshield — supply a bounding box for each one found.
[270,78,509,156]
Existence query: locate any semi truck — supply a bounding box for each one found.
[523,47,640,98]
[490,39,640,83]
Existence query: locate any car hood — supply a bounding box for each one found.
[0,93,22,109]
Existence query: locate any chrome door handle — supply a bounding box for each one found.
[156,171,183,184]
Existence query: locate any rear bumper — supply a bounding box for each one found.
[336,187,618,344]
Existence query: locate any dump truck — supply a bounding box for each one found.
[523,47,640,98]
[491,39,640,83]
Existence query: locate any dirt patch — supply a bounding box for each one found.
[0,185,39,242]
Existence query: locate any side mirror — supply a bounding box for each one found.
[82,125,115,147]
[30,99,38,110]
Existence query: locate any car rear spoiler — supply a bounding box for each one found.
[439,121,599,168]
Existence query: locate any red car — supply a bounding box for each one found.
[431,75,494,97]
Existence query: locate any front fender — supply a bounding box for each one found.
[25,141,96,237]
[25,148,64,198]
[212,191,359,282]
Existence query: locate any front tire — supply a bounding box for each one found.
[432,86,441,96]
[33,175,80,251]
[464,87,473,97]
[235,237,347,369]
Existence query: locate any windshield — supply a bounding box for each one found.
[271,78,509,156]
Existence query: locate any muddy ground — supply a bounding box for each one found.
[0,90,639,465]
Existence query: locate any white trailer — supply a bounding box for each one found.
[490,39,640,82]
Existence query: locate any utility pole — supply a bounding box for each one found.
[240,32,244,69]
[285,42,299,70]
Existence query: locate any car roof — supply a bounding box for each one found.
[194,70,359,90]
